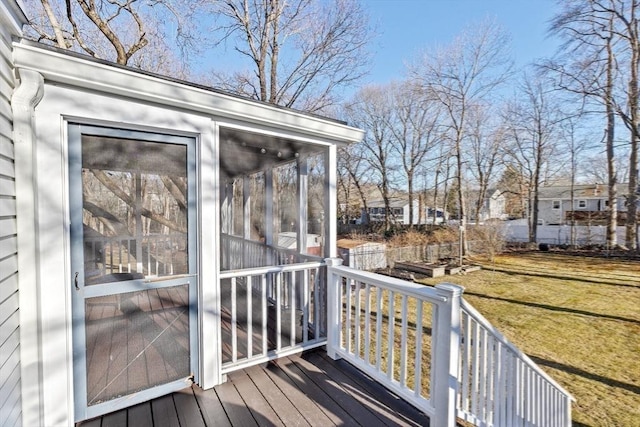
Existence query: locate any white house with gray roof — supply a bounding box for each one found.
[537,183,638,225]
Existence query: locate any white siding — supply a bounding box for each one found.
[0,3,22,426]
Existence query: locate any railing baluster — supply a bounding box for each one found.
[354,280,361,358]
[471,318,480,417]
[247,275,253,358]
[231,277,237,363]
[414,300,423,397]
[346,278,352,353]
[494,340,503,426]
[400,294,408,388]
[303,269,309,343]
[387,290,394,380]
[262,274,267,356]
[375,287,383,371]
[290,271,296,345]
[462,312,471,413]
[276,272,282,350]
[364,284,371,365]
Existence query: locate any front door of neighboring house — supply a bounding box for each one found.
[69,124,198,421]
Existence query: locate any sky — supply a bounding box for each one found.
[361,0,562,85]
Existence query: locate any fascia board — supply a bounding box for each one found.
[0,0,28,37]
[13,42,365,145]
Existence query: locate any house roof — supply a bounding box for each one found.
[367,198,411,208]
[538,183,631,200]
[13,40,365,179]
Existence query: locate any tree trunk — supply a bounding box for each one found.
[605,21,618,248]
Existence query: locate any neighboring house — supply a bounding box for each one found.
[361,198,446,225]
[362,198,408,224]
[467,189,507,222]
[537,183,638,225]
[1,2,573,426]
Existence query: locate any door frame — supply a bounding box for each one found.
[68,124,200,421]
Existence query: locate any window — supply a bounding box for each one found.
[576,200,587,209]
[552,200,561,210]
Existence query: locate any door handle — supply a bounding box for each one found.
[74,272,80,290]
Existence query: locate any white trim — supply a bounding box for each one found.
[12,42,364,145]
[11,42,363,423]
[0,0,28,38]
[297,156,308,253]
[202,120,222,388]
[27,82,217,424]
[12,67,45,427]
[325,145,337,258]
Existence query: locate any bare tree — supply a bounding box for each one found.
[548,0,639,249]
[409,18,513,256]
[464,103,504,223]
[344,85,398,233]
[208,0,372,112]
[386,81,443,228]
[24,0,200,71]
[337,143,372,225]
[502,73,564,243]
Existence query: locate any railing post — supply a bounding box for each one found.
[432,283,464,427]
[325,257,343,360]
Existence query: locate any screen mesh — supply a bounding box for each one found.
[85,284,190,405]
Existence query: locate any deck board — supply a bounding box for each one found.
[273,354,355,425]
[77,349,431,427]
[215,376,260,427]
[192,385,232,427]
[310,352,431,426]
[151,394,180,427]
[127,402,153,426]
[174,388,206,427]
[260,361,331,426]
[229,367,287,427]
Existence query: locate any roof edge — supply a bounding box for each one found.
[13,40,365,145]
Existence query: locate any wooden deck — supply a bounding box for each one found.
[76,349,430,426]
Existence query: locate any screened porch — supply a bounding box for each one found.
[217,126,335,376]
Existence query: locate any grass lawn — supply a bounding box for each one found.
[416,252,640,427]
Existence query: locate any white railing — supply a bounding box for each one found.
[458,300,574,427]
[84,233,186,280]
[325,259,573,427]
[219,261,327,375]
[221,234,321,270]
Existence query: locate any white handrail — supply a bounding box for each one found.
[325,259,574,427]
[219,261,327,375]
[219,261,324,279]
[460,299,574,398]
[458,298,574,427]
[326,258,461,426]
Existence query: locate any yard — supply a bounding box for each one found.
[416,252,640,427]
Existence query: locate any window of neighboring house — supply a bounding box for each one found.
[552,200,561,210]
[577,200,587,209]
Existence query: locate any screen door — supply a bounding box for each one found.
[69,125,198,421]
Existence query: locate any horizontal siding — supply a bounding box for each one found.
[0,262,17,303]
[0,17,20,427]
[0,134,12,158]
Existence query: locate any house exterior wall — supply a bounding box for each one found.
[539,197,609,225]
[0,2,26,427]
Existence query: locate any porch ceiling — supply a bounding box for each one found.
[219,127,322,179]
